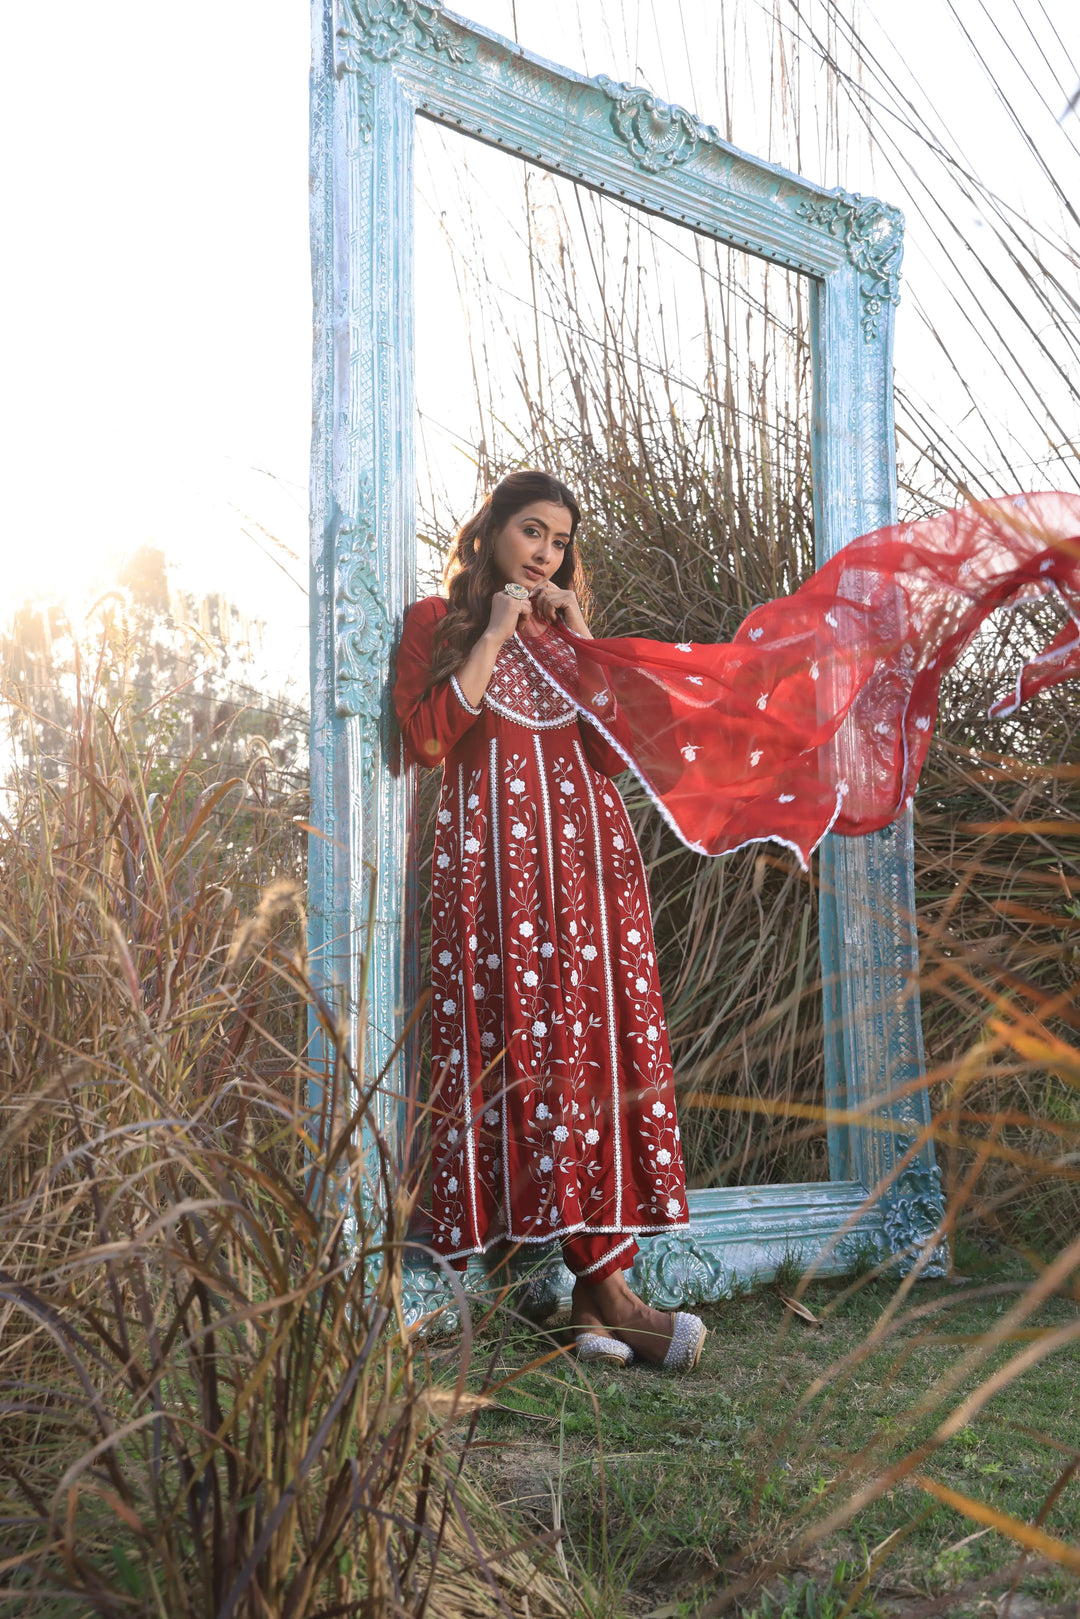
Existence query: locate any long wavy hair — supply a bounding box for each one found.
[427,470,586,689]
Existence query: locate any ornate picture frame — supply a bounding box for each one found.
[309,0,946,1324]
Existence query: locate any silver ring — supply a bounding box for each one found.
[504,583,530,600]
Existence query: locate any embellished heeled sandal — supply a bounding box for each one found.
[661,1311,707,1372]
[575,1331,635,1367]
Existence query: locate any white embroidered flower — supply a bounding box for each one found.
[509,778,525,794]
[442,998,456,1015]
[467,793,479,809]
[627,928,641,944]
[593,691,609,707]
[436,853,451,869]
[749,626,764,641]
[687,675,703,686]
[446,1176,458,1193]
[473,983,485,999]
[549,1206,560,1223]
[582,944,598,961]
[674,1126,680,1141]
[539,1155,554,1173]
[666,1197,681,1218]
[519,921,534,937]
[778,793,795,803]
[649,951,655,964]
[438,809,451,825]
[511,821,527,839]
[585,1127,600,1145]
[635,976,648,993]
[825,610,838,629]
[535,1103,550,1120]
[656,1148,671,1166]
[915,715,930,731]
[468,933,478,950]
[540,942,554,958]
[568,921,577,935]
[553,1124,569,1141]
[676,643,692,653]
[480,1032,495,1048]
[450,1225,461,1245]
[756,692,769,711]
[448,1128,459,1144]
[652,1101,666,1117]
[809,662,819,681]
[837,778,850,798]
[523,970,538,988]
[559,780,573,795]
[750,749,763,766]
[680,744,698,762]
[484,1109,498,1125]
[438,950,453,966]
[603,794,614,807]
[486,952,500,969]
[612,835,624,850]
[449,1048,461,1065]
[570,970,579,985]
[646,1025,659,1042]
[464,836,480,854]
[572,1020,583,1037]
[562,821,576,838]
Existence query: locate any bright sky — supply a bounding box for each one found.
[1,2,1076,697]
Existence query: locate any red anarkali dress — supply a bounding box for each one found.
[393,595,689,1279]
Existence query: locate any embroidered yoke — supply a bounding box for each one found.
[393,596,689,1275]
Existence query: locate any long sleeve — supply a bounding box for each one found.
[394,596,485,768]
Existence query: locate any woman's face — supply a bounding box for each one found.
[491,501,574,590]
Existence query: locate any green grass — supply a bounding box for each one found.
[461,1247,1080,1617]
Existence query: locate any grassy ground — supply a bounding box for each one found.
[454,1243,1080,1618]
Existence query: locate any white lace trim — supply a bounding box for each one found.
[450,674,482,715]
[575,1235,637,1278]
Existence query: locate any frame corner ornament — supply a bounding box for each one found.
[630,1232,732,1308]
[334,480,389,720]
[882,1158,948,1277]
[794,189,904,340]
[335,0,469,73]
[594,74,720,174]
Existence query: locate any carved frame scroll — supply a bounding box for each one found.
[309,0,947,1326]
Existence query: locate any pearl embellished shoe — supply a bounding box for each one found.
[575,1331,635,1366]
[662,1312,707,1372]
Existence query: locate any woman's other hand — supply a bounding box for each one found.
[530,583,590,638]
[485,590,534,646]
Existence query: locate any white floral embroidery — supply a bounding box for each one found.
[480,1032,495,1049]
[519,921,533,937]
[450,1225,461,1245]
[438,950,452,966]
[568,920,577,935]
[510,778,525,793]
[484,1109,498,1125]
[535,1103,551,1120]
[582,944,598,961]
[680,744,698,762]
[749,626,763,641]
[656,1148,671,1165]
[448,1128,459,1144]
[652,1101,666,1117]
[593,691,610,707]
[523,970,538,987]
[646,1025,659,1042]
[779,793,795,803]
[553,1124,569,1141]
[915,715,930,731]
[825,610,838,628]
[585,1127,600,1145]
[511,821,527,839]
[464,836,480,854]
[442,998,456,1015]
[467,793,479,809]
[449,1049,461,1065]
[486,952,500,969]
[540,942,554,958]
[838,779,850,797]
[676,642,692,652]
[666,1197,681,1217]
[539,1155,553,1173]
[559,780,573,795]
[572,1020,583,1037]
[635,976,648,993]
[687,675,703,686]
[757,692,768,711]
[531,1018,547,1037]
[438,809,451,825]
[468,933,477,950]
[446,1176,458,1193]
[612,835,625,849]
[750,749,763,766]
[437,853,450,869]
[472,983,485,999]
[562,821,576,838]
[627,928,641,944]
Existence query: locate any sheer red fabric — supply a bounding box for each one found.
[517,492,1080,867]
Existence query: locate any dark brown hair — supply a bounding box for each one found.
[427,470,586,688]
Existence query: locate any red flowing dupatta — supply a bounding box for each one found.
[515,492,1080,868]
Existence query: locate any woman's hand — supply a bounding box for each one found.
[529,582,591,638]
[484,590,534,647]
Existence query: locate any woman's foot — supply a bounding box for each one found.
[569,1278,615,1338]
[587,1269,678,1364]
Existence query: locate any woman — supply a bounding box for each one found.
[395,471,1080,1367]
[393,470,705,1370]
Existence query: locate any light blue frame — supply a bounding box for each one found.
[309,0,947,1324]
